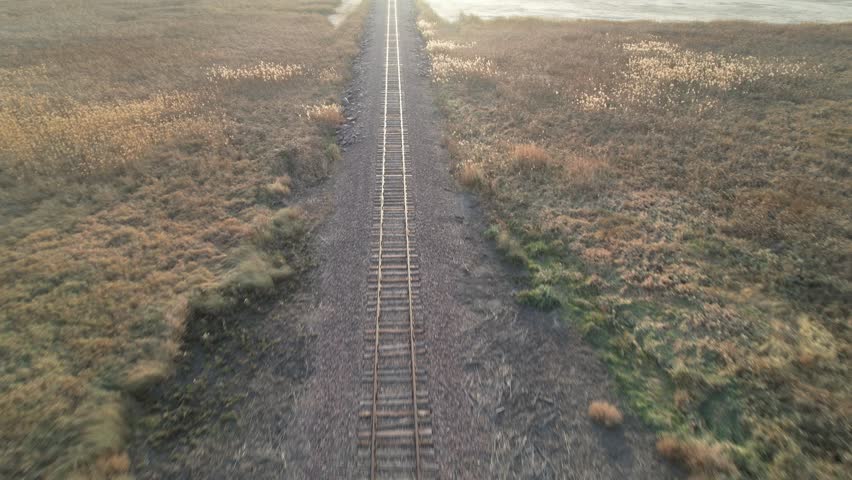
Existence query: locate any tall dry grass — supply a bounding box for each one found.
[206,61,305,82]
[0,92,225,177]
[510,143,552,171]
[304,103,345,127]
[431,54,497,83]
[576,40,813,112]
[421,3,851,478]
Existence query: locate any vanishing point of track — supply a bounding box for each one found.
[358,0,437,478]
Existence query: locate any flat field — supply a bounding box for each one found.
[419,6,850,478]
[0,1,362,478]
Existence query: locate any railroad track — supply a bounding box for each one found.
[358,0,437,478]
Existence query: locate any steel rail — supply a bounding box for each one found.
[368,0,393,475]
[391,0,423,475]
[364,0,431,477]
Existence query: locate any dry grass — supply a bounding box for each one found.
[0,0,365,478]
[457,161,486,189]
[426,39,472,52]
[563,155,612,192]
[0,92,225,177]
[417,19,436,38]
[430,54,497,83]
[577,40,813,112]
[588,401,623,428]
[657,436,737,477]
[206,61,304,82]
[264,175,293,198]
[421,3,851,478]
[510,143,552,171]
[304,103,345,127]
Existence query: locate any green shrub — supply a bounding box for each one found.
[516,284,561,310]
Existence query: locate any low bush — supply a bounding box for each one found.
[457,161,486,189]
[656,435,737,477]
[305,103,345,128]
[588,401,623,428]
[510,143,552,172]
[516,285,561,310]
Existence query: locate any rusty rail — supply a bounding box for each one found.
[359,0,436,478]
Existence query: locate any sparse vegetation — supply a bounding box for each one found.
[0,0,364,478]
[588,400,623,428]
[420,3,851,478]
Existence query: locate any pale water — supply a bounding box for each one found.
[425,0,852,23]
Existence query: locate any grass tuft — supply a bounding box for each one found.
[510,143,552,172]
[588,400,624,427]
[325,142,343,163]
[261,175,292,202]
[493,227,528,266]
[305,103,345,128]
[516,285,561,310]
[457,161,486,189]
[656,435,737,477]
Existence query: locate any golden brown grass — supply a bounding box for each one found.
[305,103,345,127]
[264,175,293,199]
[421,3,851,478]
[0,0,365,478]
[563,154,612,192]
[457,161,486,189]
[657,436,737,477]
[430,54,497,83]
[0,92,225,177]
[576,40,812,112]
[206,61,305,82]
[510,143,552,171]
[425,39,470,53]
[588,401,623,428]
